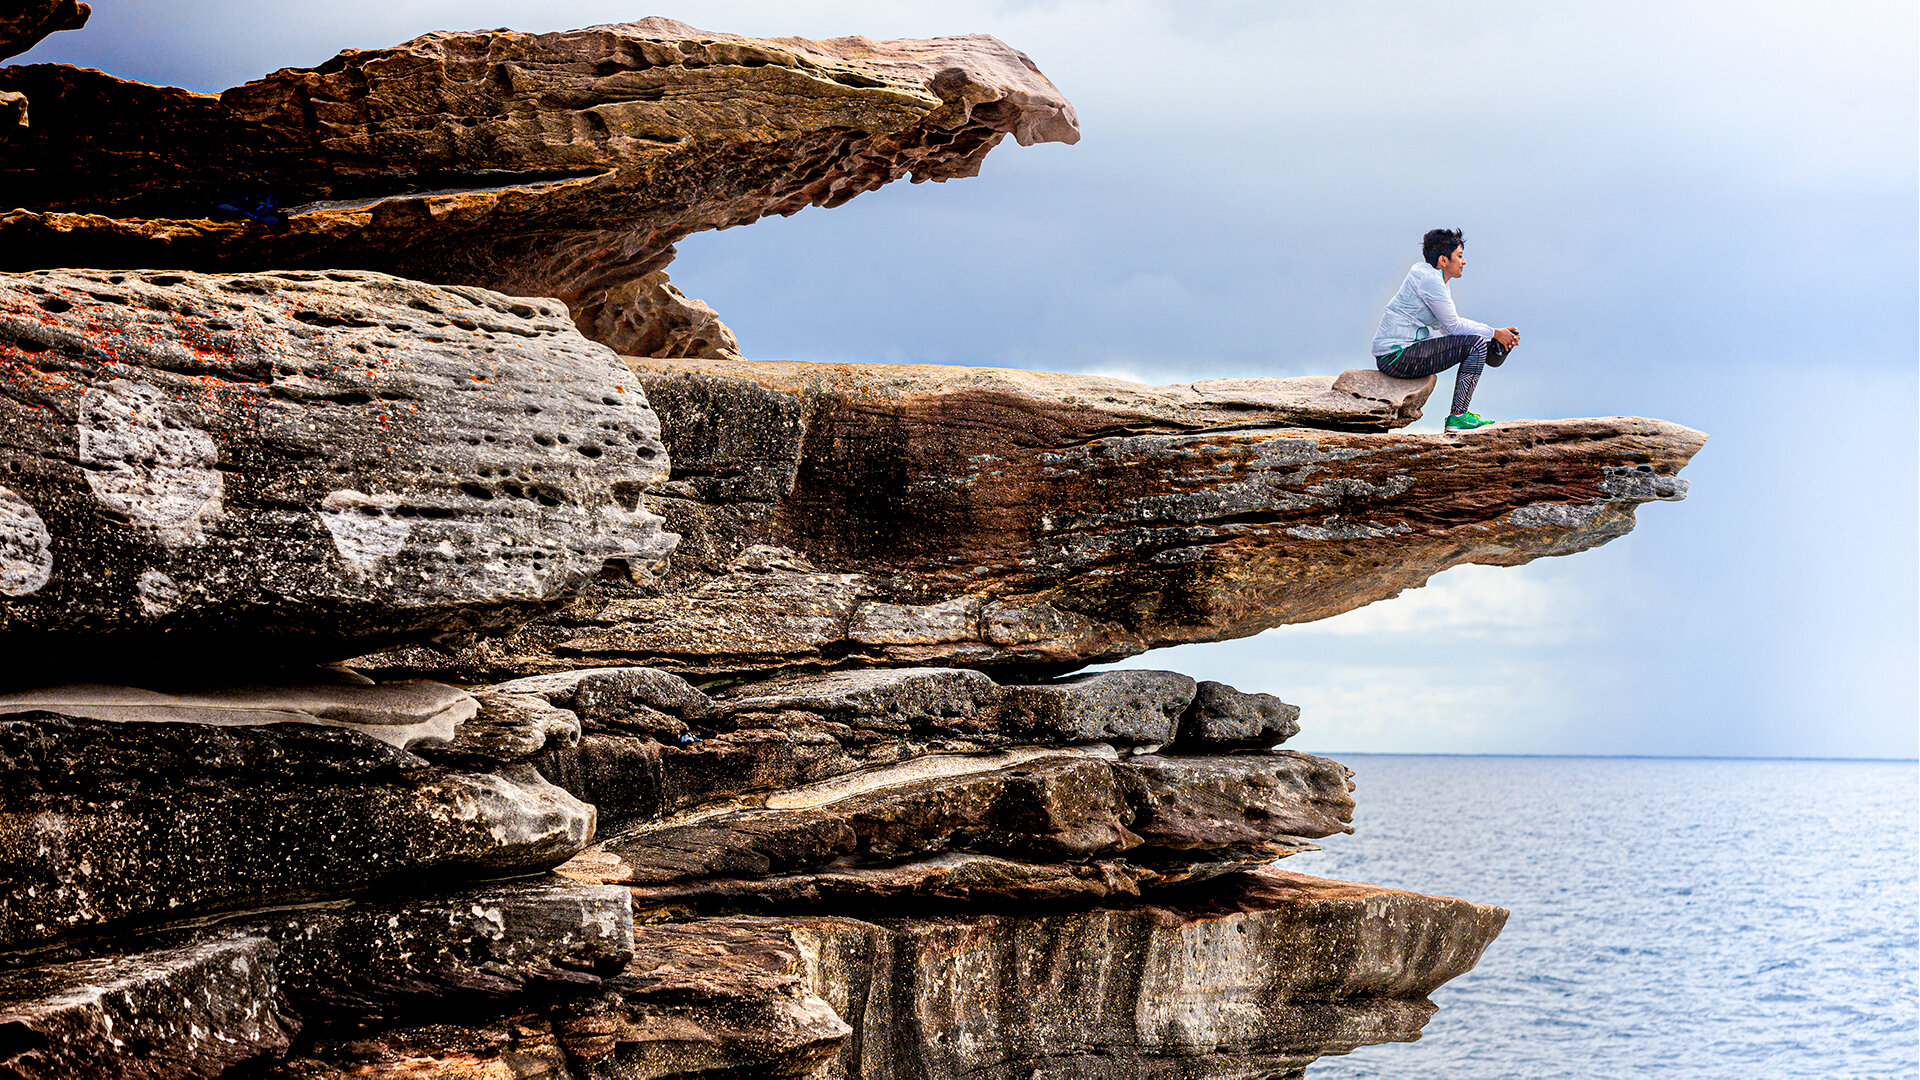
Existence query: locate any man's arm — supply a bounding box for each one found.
[1415,274,1496,339]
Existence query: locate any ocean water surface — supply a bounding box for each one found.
[1285,756,1918,1079]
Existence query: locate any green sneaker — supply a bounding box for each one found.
[1445,411,1494,432]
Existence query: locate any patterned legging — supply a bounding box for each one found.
[1376,335,1510,415]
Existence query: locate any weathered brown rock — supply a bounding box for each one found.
[0,0,87,128]
[0,1,87,63]
[574,269,744,361]
[0,269,673,676]
[551,920,851,1079]
[364,360,1703,679]
[260,1016,575,1080]
[0,712,594,949]
[0,20,1077,348]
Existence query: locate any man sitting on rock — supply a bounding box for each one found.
[1371,228,1520,432]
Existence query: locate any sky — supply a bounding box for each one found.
[20,1,1918,758]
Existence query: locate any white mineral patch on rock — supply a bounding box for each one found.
[78,379,223,529]
[136,569,180,617]
[0,487,52,596]
[319,490,412,567]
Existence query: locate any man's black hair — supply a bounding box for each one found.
[1423,228,1464,267]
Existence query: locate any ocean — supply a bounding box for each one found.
[1286,756,1919,1079]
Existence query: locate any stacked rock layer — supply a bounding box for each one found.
[0,17,1704,1080]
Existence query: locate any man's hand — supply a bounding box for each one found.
[1494,327,1519,349]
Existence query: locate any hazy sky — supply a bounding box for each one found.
[21,1,1917,758]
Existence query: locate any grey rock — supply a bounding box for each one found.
[720,667,1003,734]
[0,714,594,949]
[0,680,476,750]
[263,877,633,1014]
[999,670,1199,744]
[0,269,674,676]
[0,933,294,1080]
[1176,680,1302,748]
[421,689,581,766]
[492,666,717,741]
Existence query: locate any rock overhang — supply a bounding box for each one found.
[384,357,1704,681]
[0,19,1079,354]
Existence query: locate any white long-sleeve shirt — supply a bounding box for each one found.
[1371,261,1496,356]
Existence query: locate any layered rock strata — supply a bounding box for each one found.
[0,19,1078,351]
[368,360,1703,680]
[0,13,1705,1080]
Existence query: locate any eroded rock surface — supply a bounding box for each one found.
[0,20,1077,349]
[365,360,1703,680]
[0,269,673,676]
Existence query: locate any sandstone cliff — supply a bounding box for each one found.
[0,17,1703,1080]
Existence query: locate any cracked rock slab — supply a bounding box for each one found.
[0,713,594,950]
[0,269,673,677]
[555,750,1352,889]
[523,667,1298,833]
[0,932,293,1080]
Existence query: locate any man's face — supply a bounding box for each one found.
[1438,246,1466,281]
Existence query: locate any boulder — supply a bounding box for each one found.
[363,359,1704,679]
[0,20,1078,349]
[997,670,1198,745]
[0,269,673,676]
[1176,679,1301,748]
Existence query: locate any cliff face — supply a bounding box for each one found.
[0,17,1701,1080]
